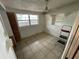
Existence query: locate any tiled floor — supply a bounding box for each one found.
[15,32,65,59]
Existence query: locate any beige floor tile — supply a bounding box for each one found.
[40,47,50,56]
[23,49,34,59]
[29,55,37,59]
[46,43,55,50]
[51,42,64,57]
[41,41,49,46]
[15,32,65,59]
[16,51,24,59]
[45,52,59,59]
[35,51,45,59]
[30,42,43,53]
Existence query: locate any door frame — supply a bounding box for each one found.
[6,12,21,42]
[72,45,79,59]
[66,25,79,59]
[61,12,79,59]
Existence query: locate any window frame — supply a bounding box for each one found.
[16,14,39,27]
[29,15,39,25]
[54,14,65,26]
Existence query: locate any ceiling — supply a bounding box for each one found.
[0,0,79,12]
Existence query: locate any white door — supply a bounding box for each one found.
[0,15,17,59]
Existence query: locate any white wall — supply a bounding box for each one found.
[64,12,77,26]
[45,12,77,37]
[0,6,13,36]
[19,14,45,38]
[45,14,61,37]
[6,8,45,39]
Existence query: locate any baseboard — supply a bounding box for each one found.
[22,31,45,40]
[45,31,60,39]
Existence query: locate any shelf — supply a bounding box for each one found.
[58,37,67,45]
[61,29,70,33]
[59,35,68,39]
[58,40,66,45]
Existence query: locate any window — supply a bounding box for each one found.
[16,14,39,27]
[55,13,65,26]
[30,15,38,25]
[16,14,29,27]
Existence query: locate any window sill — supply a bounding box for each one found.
[19,24,39,28]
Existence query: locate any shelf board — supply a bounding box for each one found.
[59,35,68,39]
[61,29,70,33]
[58,40,66,45]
